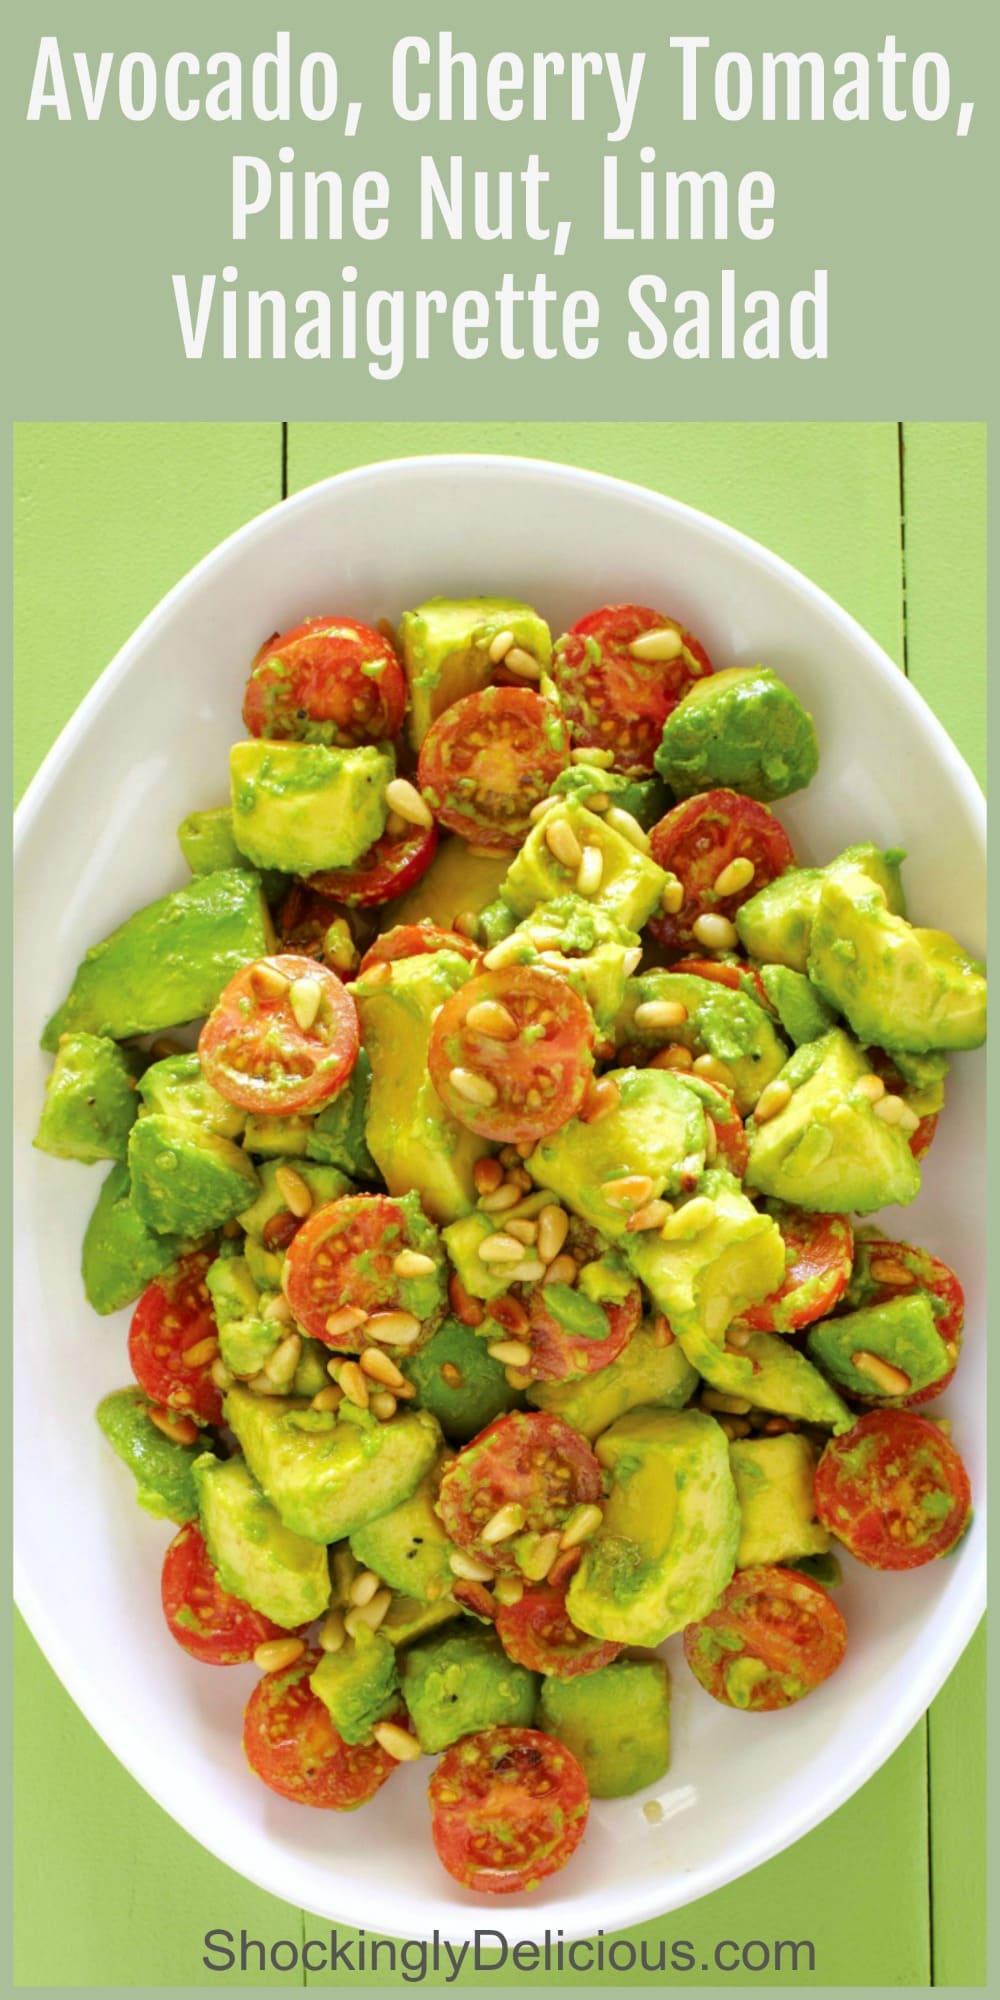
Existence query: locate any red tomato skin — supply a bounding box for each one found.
[417,686,570,851]
[670,956,775,1013]
[428,1726,589,1894]
[199,954,359,1116]
[308,821,438,909]
[649,790,795,953]
[684,1565,847,1711]
[243,616,406,746]
[495,1583,621,1678]
[428,964,595,1145]
[437,1411,604,1573]
[735,1206,855,1336]
[243,1648,401,1809]
[128,1251,222,1424]
[552,603,713,777]
[161,1523,295,1665]
[283,1192,444,1348]
[839,1239,964,1407]
[521,1261,641,1382]
[814,1410,972,1570]
[358,922,480,974]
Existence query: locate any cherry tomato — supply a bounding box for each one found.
[161,1522,296,1665]
[428,1726,589,1894]
[243,1647,401,1809]
[437,1411,603,1574]
[417,687,569,851]
[277,882,351,963]
[670,955,775,1013]
[243,616,406,746]
[128,1250,223,1423]
[520,1218,641,1381]
[552,603,713,777]
[696,1076,749,1178]
[199,953,359,1115]
[684,1565,847,1711]
[428,965,595,1144]
[649,791,795,953]
[283,1192,444,1349]
[734,1205,854,1336]
[308,821,438,909]
[840,1239,964,1406]
[358,921,480,975]
[814,1409,972,1569]
[870,1051,940,1161]
[495,1583,621,1679]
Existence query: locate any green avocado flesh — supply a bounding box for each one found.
[96,1387,201,1523]
[400,1624,537,1752]
[654,667,819,802]
[538,1658,671,1797]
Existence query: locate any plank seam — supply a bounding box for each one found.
[281,421,289,500]
[896,422,910,678]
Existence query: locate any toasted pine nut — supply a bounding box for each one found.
[339,1361,369,1409]
[481,1501,527,1545]
[361,958,392,987]
[537,1205,569,1265]
[505,646,542,679]
[449,1548,496,1582]
[478,1233,528,1264]
[372,1722,422,1762]
[254,1637,305,1673]
[692,1053,734,1086]
[349,1569,382,1607]
[868,1255,915,1286]
[602,1174,655,1210]
[634,998,688,1031]
[440,1361,463,1390]
[712,856,756,899]
[660,1196,716,1240]
[543,1253,578,1286]
[576,844,604,896]
[508,1258,545,1284]
[452,909,482,940]
[517,1530,562,1582]
[449,1066,499,1108]
[361,1348,405,1390]
[345,1589,392,1637]
[897,1105,920,1135]
[275,1165,313,1217]
[264,1332,302,1387]
[210,1357,234,1390]
[652,1314,675,1347]
[318,1608,346,1653]
[482,933,529,972]
[478,1180,523,1214]
[626,1199,673,1233]
[851,1349,912,1396]
[262,1293,293,1324]
[489,627,515,663]
[493,1574,524,1607]
[473,1156,505,1195]
[392,1249,437,1281]
[466,999,519,1040]
[873,1092,908,1125]
[651,1044,694,1072]
[660,877,685,915]
[545,819,583,870]
[449,1272,485,1326]
[573,745,614,767]
[586,792,612,813]
[487,1339,534,1367]
[529,796,560,823]
[325,1305,368,1340]
[581,1075,620,1123]
[365,1310,422,1346]
[370,1391,398,1420]
[384,776,434,828]
[251,961,290,1000]
[854,1071,887,1102]
[628,627,684,662]
[605,806,651,852]
[505,1219,538,1248]
[754,1079,792,1124]
[311,1384,343,1412]
[288,976,323,1032]
[701,1390,754,1415]
[148,1407,199,1446]
[181,1334,218,1368]
[559,1503,604,1551]
[692,912,739,951]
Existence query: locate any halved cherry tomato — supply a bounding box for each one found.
[128,1250,222,1424]
[276,882,359,965]
[734,1205,854,1336]
[869,1051,940,1161]
[283,1192,445,1349]
[683,1565,847,1711]
[838,1239,964,1406]
[428,965,594,1144]
[308,821,438,909]
[161,1522,298,1664]
[670,955,775,1013]
[243,1647,402,1809]
[552,603,713,777]
[519,1218,641,1381]
[428,1726,589,1894]
[199,953,359,1115]
[814,1409,972,1569]
[437,1411,603,1573]
[417,687,569,851]
[495,1583,621,1679]
[649,791,795,953]
[243,616,406,746]
[358,921,480,975]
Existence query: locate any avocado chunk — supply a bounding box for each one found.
[230,739,393,875]
[241,1112,311,1158]
[527,1316,697,1439]
[567,1408,739,1647]
[400,1624,538,1753]
[237,1158,352,1242]
[305,1051,377,1179]
[500,799,668,933]
[96,1386,201,1523]
[697,1330,853,1431]
[42,868,274,1052]
[380,1593,462,1648]
[625,1171,786,1351]
[538,1658,671,1798]
[745,1029,921,1214]
[399,596,552,749]
[730,1434,831,1569]
[128,1116,258,1238]
[310,1630,400,1744]
[654,666,819,802]
[177,805,245,875]
[499,895,642,1038]
[440,1211,519,1304]
[34,1032,142,1164]
[206,1252,281,1379]
[357,951,493,1224]
[194,1452,330,1627]
[808,865,987,1053]
[225,1386,442,1543]
[736,844,907,973]
[757,965,838,1046]
[806,1292,951,1402]
[82,1162,191,1314]
[390,835,510,935]
[349,1456,455,1603]
[137,1051,246,1141]
[402,1317,524,1442]
[615,971,789,1116]
[527,1067,707,1239]
[552,763,672,831]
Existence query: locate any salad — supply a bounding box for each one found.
[35,594,986,1897]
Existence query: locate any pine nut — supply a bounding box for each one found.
[392,1248,437,1279]
[753,1079,792,1124]
[517,1530,562,1582]
[868,1255,915,1286]
[628,627,684,662]
[181,1334,218,1368]
[725,1323,753,1349]
[440,1362,463,1390]
[851,1350,912,1396]
[361,958,392,987]
[478,1180,522,1215]
[855,1072,887,1103]
[605,806,650,852]
[478,1233,528,1264]
[489,628,515,663]
[873,1093,908,1125]
[545,819,583,870]
[349,1569,382,1608]
[537,1205,569,1265]
[365,1310,422,1346]
[311,1385,343,1412]
[487,1339,534,1367]
[372,1722,422,1763]
[345,1589,392,1637]
[586,792,612,813]
[702,1390,754,1415]
[385,810,409,838]
[692,1054,734,1086]
[529,796,560,822]
[660,878,685,915]
[505,646,541,680]
[319,1608,347,1653]
[712,857,756,898]
[473,1156,505,1195]
[508,1258,545,1283]
[253,1637,305,1674]
[210,1358,234,1390]
[577,844,604,896]
[490,1296,530,1336]
[626,1199,673,1233]
[493,1575,524,1607]
[634,998,688,1031]
[543,1253,578,1286]
[573,745,614,767]
[384,777,434,828]
[483,933,529,971]
[704,1121,718,1163]
[653,1315,675,1347]
[361,1348,405,1390]
[651,1044,693,1072]
[452,909,482,940]
[581,1075,620,1123]
[449,1548,496,1582]
[264,1333,302,1387]
[660,1196,716,1240]
[622,946,643,977]
[559,1504,603,1551]
[692,912,739,950]
[251,961,290,1000]
[148,1408,199,1446]
[370,1392,398,1421]
[449,1066,499,1108]
[466,999,518,1041]
[339,1361,369,1408]
[288,976,323,1032]
[481,1501,527,1545]
[602,1173,655,1210]
[897,1105,920,1135]
[262,1293,293,1323]
[325,1306,368,1341]
[275,1166,313,1217]
[449,1273,485,1325]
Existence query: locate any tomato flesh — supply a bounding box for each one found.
[243,1647,401,1808]
[358,921,480,974]
[437,1411,603,1573]
[308,821,437,908]
[283,1192,445,1349]
[552,603,713,777]
[243,616,406,746]
[428,965,595,1144]
[814,1409,972,1570]
[734,1205,854,1335]
[839,1238,964,1405]
[199,953,359,1115]
[520,1219,641,1381]
[495,1583,621,1679]
[417,686,569,851]
[161,1522,296,1665]
[684,1564,847,1710]
[429,1726,589,1893]
[649,790,795,953]
[128,1249,222,1423]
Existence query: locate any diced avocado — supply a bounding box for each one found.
[745,1029,921,1213]
[440,1212,515,1304]
[625,1171,786,1353]
[225,1387,442,1543]
[527,1316,697,1438]
[697,1330,853,1431]
[349,1456,455,1603]
[244,1237,283,1293]
[128,1116,258,1238]
[890,1048,950,1110]
[500,798,668,933]
[538,1658,671,1798]
[82,1163,190,1314]
[205,1251,278,1377]
[477,899,520,949]
[730,1434,831,1568]
[808,865,987,1053]
[806,1292,951,1402]
[242,1113,311,1158]
[305,1051,377,1180]
[567,1409,740,1647]
[237,1158,352,1242]
[292,1338,333,1400]
[400,1624,538,1754]
[736,845,907,973]
[356,952,493,1224]
[96,1386,201,1522]
[177,805,245,875]
[380,1592,461,1648]
[788,1550,843,1588]
[653,666,819,803]
[137,1052,246,1141]
[615,971,789,1116]
[310,1630,400,1744]
[399,596,552,749]
[42,869,274,1052]
[230,739,393,875]
[552,764,672,831]
[402,1317,524,1442]
[34,1032,142,1164]
[503,895,641,1038]
[390,835,511,934]
[194,1452,330,1627]
[527,1067,707,1240]
[757,965,838,1046]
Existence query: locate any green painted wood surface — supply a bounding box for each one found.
[13,422,985,1986]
